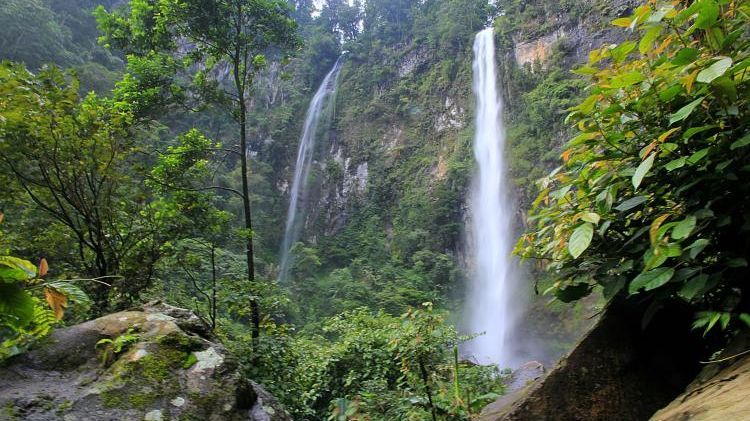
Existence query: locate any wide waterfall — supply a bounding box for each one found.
[464,28,522,367]
[279,57,345,281]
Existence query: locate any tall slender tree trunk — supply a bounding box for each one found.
[235,62,260,344]
[210,244,217,331]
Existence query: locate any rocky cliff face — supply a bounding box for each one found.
[0,302,289,421]
[294,0,642,250]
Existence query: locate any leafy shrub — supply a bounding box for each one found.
[0,214,91,360]
[517,0,750,334]
[232,304,504,420]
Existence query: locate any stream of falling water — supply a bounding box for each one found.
[279,57,344,281]
[464,27,522,367]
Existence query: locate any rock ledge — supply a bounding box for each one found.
[0,301,289,421]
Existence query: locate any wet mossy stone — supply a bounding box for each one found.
[0,301,291,420]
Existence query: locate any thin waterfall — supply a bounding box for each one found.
[279,56,345,281]
[464,28,522,367]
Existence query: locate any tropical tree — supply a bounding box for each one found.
[517,0,750,333]
[95,0,300,341]
[0,62,161,310]
[149,129,234,330]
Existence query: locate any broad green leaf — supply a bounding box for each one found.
[730,133,750,150]
[683,125,715,139]
[686,238,710,259]
[611,42,636,63]
[674,267,700,282]
[665,157,686,171]
[610,71,645,88]
[640,26,663,54]
[696,57,733,83]
[687,148,709,165]
[0,267,30,283]
[694,0,720,29]
[612,17,633,27]
[672,216,697,239]
[0,284,35,329]
[672,48,699,66]
[572,66,599,76]
[644,247,668,270]
[568,223,594,259]
[666,243,682,258]
[579,212,601,225]
[659,85,682,102]
[656,222,678,241]
[629,267,675,294]
[678,274,708,301]
[661,143,678,152]
[692,312,724,336]
[632,153,655,190]
[577,95,598,114]
[615,196,648,212]
[0,256,37,282]
[647,5,674,23]
[669,97,705,125]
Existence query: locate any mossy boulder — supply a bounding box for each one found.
[0,301,290,421]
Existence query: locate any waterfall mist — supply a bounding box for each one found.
[279,56,345,281]
[463,27,524,368]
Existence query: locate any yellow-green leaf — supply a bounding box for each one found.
[669,97,705,125]
[610,71,645,88]
[633,153,655,190]
[639,26,663,54]
[697,57,733,83]
[672,216,697,240]
[569,223,594,259]
[612,17,633,27]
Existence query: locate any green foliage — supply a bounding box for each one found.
[232,304,504,420]
[0,216,91,361]
[518,1,750,333]
[0,62,163,308]
[96,328,140,365]
[0,0,123,93]
[0,0,77,69]
[97,0,302,340]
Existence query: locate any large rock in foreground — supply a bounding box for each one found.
[0,301,289,421]
[480,298,705,421]
[651,333,750,421]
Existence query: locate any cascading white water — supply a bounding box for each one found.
[279,57,344,281]
[464,27,522,367]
